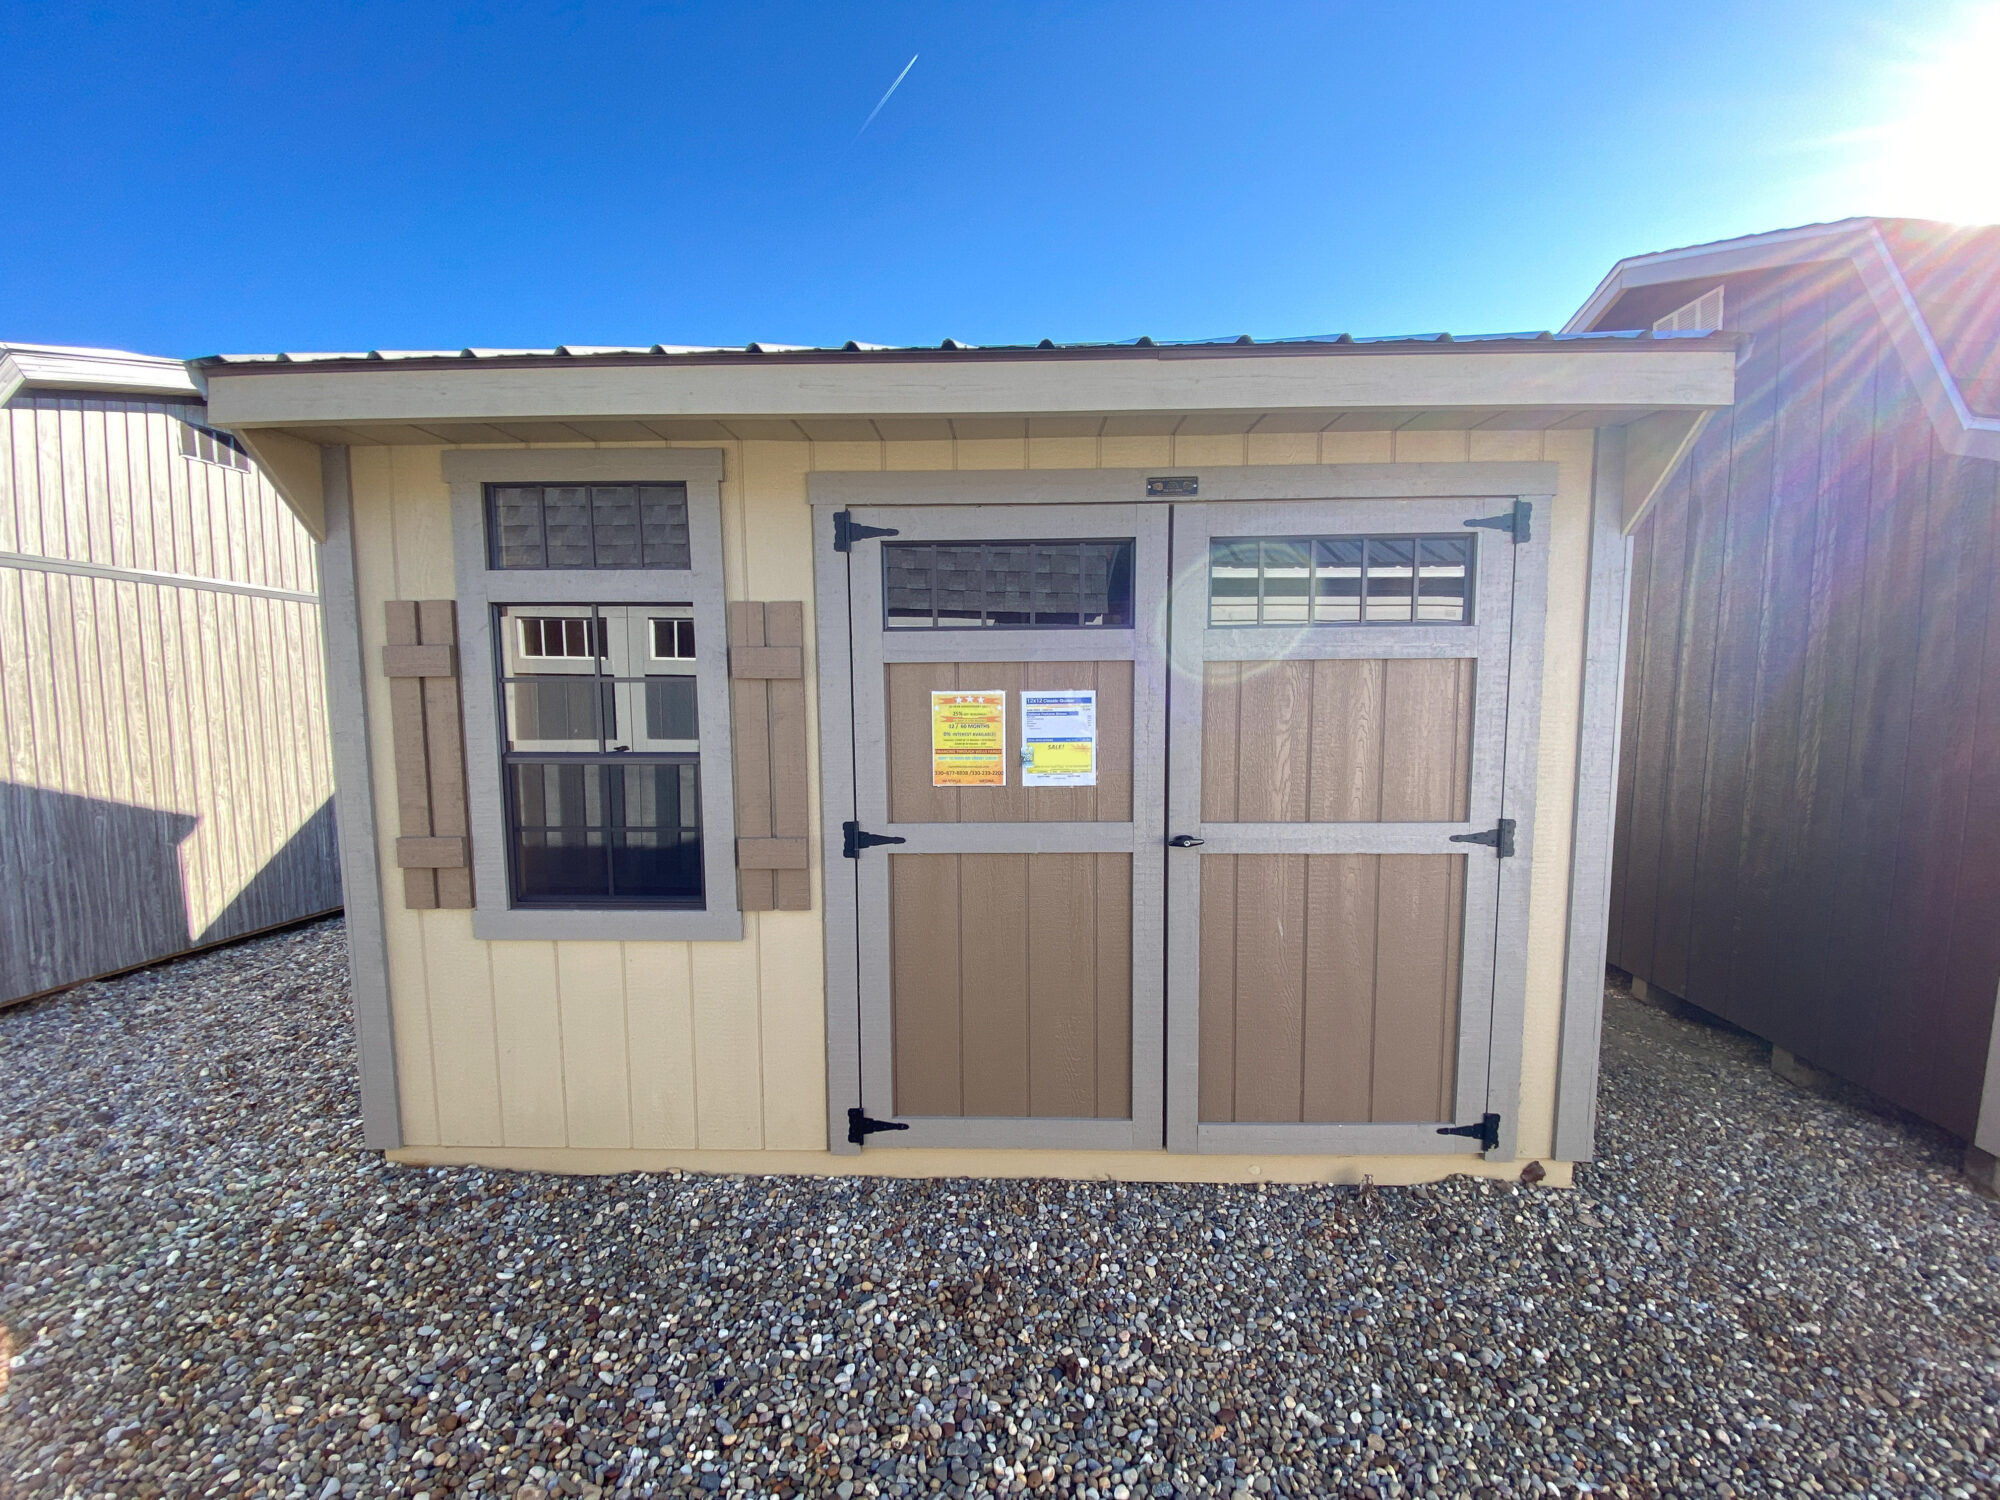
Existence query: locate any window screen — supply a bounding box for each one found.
[496,603,703,906]
[487,484,692,570]
[1210,536,1473,626]
[884,540,1135,628]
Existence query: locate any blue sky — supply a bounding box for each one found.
[2,0,1991,355]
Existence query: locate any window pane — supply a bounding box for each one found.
[1033,544,1083,626]
[884,540,1135,629]
[1417,538,1471,622]
[934,546,985,625]
[505,678,610,749]
[1209,540,1262,625]
[639,485,692,569]
[591,486,642,567]
[509,761,703,905]
[1314,539,1364,623]
[984,545,1034,625]
[885,544,936,626]
[1364,538,1416,622]
[543,487,593,568]
[645,676,699,740]
[1080,542,1131,626]
[492,487,546,568]
[1260,540,1312,625]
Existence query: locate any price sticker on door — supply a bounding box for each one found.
[931,690,1007,786]
[1021,689,1097,787]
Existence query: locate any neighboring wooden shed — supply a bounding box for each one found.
[1567,219,2000,1174]
[0,344,341,1005]
[201,329,1736,1183]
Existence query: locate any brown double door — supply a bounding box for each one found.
[837,495,1537,1155]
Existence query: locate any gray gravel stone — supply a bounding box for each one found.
[3,921,1999,1498]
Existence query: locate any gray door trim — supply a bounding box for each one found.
[318,446,404,1149]
[814,470,1555,1161]
[808,463,1561,508]
[814,507,866,1156]
[1165,494,1549,1156]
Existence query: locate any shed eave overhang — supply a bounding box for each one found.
[201,340,1739,436]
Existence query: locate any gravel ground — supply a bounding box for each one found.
[4,921,1999,1500]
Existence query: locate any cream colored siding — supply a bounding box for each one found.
[361,427,1593,1169]
[0,394,337,1001]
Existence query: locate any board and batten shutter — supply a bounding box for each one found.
[729,601,811,911]
[383,600,474,910]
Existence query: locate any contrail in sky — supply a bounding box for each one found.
[859,54,919,135]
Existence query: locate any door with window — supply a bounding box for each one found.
[1164,498,1536,1155]
[843,504,1168,1149]
[832,492,1540,1154]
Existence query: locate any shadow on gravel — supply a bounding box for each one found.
[2,921,1997,1500]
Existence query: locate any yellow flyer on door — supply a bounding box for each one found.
[931,690,1007,786]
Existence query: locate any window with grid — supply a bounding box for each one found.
[883,539,1135,628]
[497,603,703,906]
[487,484,692,569]
[1209,536,1474,626]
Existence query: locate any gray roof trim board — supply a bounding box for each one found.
[0,342,203,406]
[197,327,1731,372]
[1565,218,2000,462]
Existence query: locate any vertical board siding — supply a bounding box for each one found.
[889,852,1133,1119]
[1608,258,2000,1138]
[1197,853,1465,1123]
[1201,659,1473,823]
[0,395,339,1004]
[360,429,1590,1160]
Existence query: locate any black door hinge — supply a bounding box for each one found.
[842,820,907,859]
[1449,817,1516,858]
[1437,1113,1502,1151]
[1464,499,1531,544]
[833,510,900,552]
[848,1107,911,1145]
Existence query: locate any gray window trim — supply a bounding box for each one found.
[444,448,742,942]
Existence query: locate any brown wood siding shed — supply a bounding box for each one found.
[1604,257,2000,1138]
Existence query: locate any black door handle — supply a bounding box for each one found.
[1168,834,1206,848]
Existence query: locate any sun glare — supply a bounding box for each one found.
[1848,2,2000,224]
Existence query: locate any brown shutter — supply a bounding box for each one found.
[384,600,474,910]
[729,601,811,911]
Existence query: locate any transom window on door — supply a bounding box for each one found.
[1209,536,1473,626]
[884,540,1135,628]
[496,603,702,907]
[487,483,691,569]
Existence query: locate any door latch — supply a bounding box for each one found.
[1449,818,1515,859]
[842,821,907,859]
[1436,1113,1501,1151]
[1463,499,1531,544]
[1167,834,1206,848]
[848,1108,911,1145]
[832,510,900,552]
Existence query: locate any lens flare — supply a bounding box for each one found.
[1848,2,2000,223]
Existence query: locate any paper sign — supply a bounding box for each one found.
[1020,689,1097,787]
[932,690,1007,786]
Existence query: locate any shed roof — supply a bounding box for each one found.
[0,342,203,406]
[1566,217,2000,460]
[198,326,1715,368]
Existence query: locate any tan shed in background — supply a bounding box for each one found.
[0,345,340,1005]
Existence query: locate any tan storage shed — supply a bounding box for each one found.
[201,331,1737,1184]
[0,343,340,1004]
